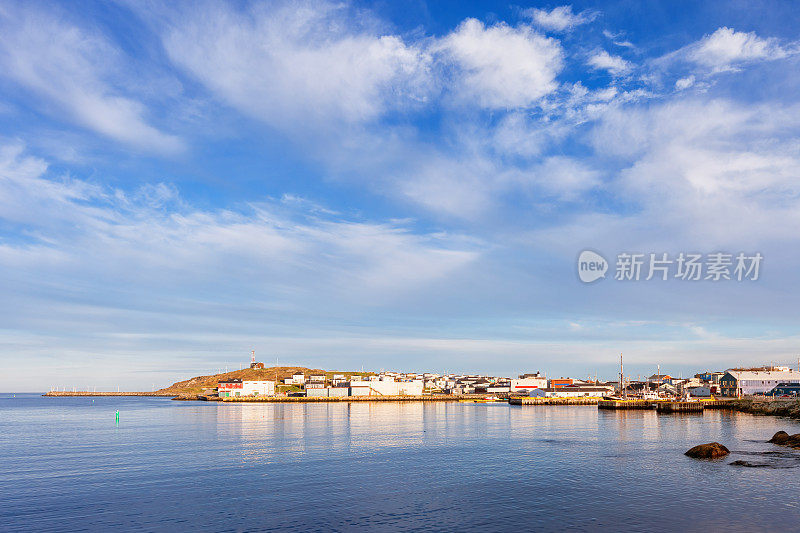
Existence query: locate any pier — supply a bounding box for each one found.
[509,397,600,406]
[655,401,704,413]
[597,399,654,410]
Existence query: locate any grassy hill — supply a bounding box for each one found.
[157,366,375,396]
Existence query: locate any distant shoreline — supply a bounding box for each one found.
[37,392,800,419]
[43,391,175,397]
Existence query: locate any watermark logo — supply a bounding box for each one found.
[577,250,608,283]
[577,251,763,283]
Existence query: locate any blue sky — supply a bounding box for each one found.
[2,0,800,391]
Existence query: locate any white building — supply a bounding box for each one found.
[218,380,275,398]
[349,380,424,396]
[510,373,547,392]
[720,369,800,396]
[529,385,612,398]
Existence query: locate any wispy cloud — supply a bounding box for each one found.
[587,49,632,76]
[0,4,184,154]
[148,0,431,130]
[524,5,599,33]
[0,143,479,302]
[688,27,789,72]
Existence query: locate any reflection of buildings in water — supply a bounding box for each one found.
[214,402,464,460]
[344,402,427,451]
[215,403,310,463]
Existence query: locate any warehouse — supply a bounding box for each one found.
[720,369,800,396]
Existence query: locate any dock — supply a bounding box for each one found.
[509,397,600,406]
[655,401,704,413]
[597,399,654,410]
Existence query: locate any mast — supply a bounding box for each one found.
[619,353,626,399]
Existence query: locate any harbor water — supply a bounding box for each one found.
[2,393,799,532]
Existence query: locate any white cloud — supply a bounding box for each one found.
[603,30,634,48]
[687,27,789,72]
[675,75,695,90]
[587,98,800,248]
[436,18,563,108]
[0,144,479,306]
[0,5,184,154]
[155,1,430,129]
[525,5,599,32]
[530,156,602,200]
[587,50,632,75]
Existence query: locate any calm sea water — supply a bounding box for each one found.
[2,394,799,532]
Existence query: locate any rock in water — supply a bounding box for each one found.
[685,442,730,459]
[729,460,771,468]
[768,431,790,444]
[769,431,800,448]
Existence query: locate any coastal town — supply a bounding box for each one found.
[208,352,800,402]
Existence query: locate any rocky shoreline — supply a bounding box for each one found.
[733,398,800,419]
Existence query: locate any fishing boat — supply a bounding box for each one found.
[461,396,504,403]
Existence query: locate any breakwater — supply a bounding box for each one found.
[735,398,800,419]
[43,391,174,397]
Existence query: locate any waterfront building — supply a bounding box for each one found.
[549,378,573,388]
[720,369,800,396]
[218,379,275,398]
[306,386,350,398]
[767,382,800,396]
[511,372,547,392]
[348,380,424,396]
[686,385,712,397]
[695,371,725,384]
[291,372,306,384]
[529,384,613,398]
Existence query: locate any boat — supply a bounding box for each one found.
[461,396,505,403]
